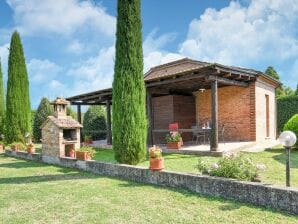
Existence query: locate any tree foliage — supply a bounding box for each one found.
[0,59,5,135]
[112,0,147,164]
[5,31,31,143]
[67,106,76,119]
[277,95,298,133]
[265,66,280,80]
[82,106,107,140]
[33,97,53,142]
[284,114,298,148]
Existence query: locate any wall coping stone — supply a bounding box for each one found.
[4,149,298,214]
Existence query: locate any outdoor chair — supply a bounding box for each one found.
[191,125,205,144]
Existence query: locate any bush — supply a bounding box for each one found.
[277,95,298,133]
[82,106,107,141]
[283,114,298,148]
[196,154,265,181]
[76,146,96,158]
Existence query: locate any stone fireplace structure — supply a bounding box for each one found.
[41,97,82,158]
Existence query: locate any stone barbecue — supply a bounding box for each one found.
[41,97,82,158]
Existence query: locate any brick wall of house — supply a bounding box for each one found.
[255,79,277,141]
[194,84,255,142]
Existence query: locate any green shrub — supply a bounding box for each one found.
[10,142,26,150]
[277,95,298,133]
[82,106,107,141]
[197,154,265,181]
[283,114,298,148]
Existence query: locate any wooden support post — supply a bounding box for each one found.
[210,80,218,151]
[106,100,112,145]
[77,105,82,143]
[146,90,154,146]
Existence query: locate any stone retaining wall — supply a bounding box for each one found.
[4,150,298,214]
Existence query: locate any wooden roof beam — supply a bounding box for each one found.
[206,75,248,87]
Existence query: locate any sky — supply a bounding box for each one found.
[0,0,297,109]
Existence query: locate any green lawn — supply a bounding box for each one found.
[0,154,297,223]
[93,147,298,188]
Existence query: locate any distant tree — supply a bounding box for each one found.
[265,66,280,80]
[66,106,76,119]
[82,106,106,140]
[5,31,31,143]
[264,66,284,97]
[295,84,298,96]
[0,59,5,135]
[33,98,53,142]
[283,86,295,97]
[112,0,147,164]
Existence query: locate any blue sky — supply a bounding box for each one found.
[0,0,297,109]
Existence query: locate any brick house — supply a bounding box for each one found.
[66,58,280,151]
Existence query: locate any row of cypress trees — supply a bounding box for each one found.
[0,31,31,143]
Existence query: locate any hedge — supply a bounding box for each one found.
[277,95,298,133]
[283,114,298,147]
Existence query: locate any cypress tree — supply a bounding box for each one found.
[33,97,53,142]
[5,31,31,143]
[112,0,147,164]
[0,59,5,135]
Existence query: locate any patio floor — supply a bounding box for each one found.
[89,139,280,157]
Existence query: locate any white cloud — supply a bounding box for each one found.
[179,0,298,67]
[6,0,116,37]
[66,40,85,54]
[28,58,62,84]
[0,43,9,74]
[49,80,64,89]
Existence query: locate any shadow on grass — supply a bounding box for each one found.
[116,180,298,216]
[0,173,95,185]
[265,148,298,169]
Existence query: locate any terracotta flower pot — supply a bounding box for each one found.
[149,158,164,171]
[76,151,91,161]
[84,140,93,145]
[167,141,182,149]
[69,149,75,158]
[0,144,4,152]
[27,146,35,154]
[11,145,19,152]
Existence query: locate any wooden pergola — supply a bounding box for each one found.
[66,58,265,151]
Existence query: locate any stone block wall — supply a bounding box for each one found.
[5,149,298,215]
[42,122,62,157]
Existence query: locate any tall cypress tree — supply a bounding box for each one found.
[0,59,5,135]
[33,97,53,142]
[112,0,147,164]
[6,31,31,143]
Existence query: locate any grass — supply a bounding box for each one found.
[0,154,297,223]
[93,146,298,187]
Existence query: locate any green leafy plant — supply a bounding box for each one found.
[10,142,26,151]
[283,114,298,148]
[84,135,92,141]
[149,146,162,159]
[0,141,4,146]
[165,132,182,142]
[76,146,96,158]
[196,154,265,181]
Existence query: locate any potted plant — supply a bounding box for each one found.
[75,146,95,161]
[149,145,164,171]
[84,135,93,145]
[27,143,35,154]
[10,142,25,152]
[0,141,4,152]
[165,132,182,149]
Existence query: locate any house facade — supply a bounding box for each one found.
[66,58,280,151]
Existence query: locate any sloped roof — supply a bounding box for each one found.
[144,58,211,81]
[41,116,82,129]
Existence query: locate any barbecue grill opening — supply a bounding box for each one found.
[63,129,77,141]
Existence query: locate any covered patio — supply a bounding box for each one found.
[66,58,278,154]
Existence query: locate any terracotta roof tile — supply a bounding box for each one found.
[47,116,82,128]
